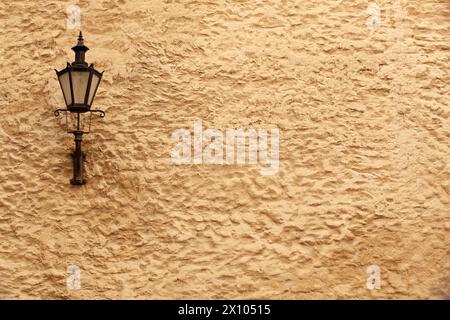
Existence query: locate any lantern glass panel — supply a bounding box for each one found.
[71,70,90,104]
[58,71,72,106]
[88,72,101,106]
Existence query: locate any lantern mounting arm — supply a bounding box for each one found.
[52,107,106,186]
[89,109,106,118]
[54,108,106,118]
[54,108,69,117]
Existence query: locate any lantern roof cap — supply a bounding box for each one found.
[71,31,89,53]
[71,31,89,67]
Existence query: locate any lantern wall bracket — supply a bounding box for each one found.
[89,109,106,118]
[54,108,106,118]
[54,108,69,117]
[52,115,101,185]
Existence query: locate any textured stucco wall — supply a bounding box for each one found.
[0,0,449,299]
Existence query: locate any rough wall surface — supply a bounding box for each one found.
[0,0,449,299]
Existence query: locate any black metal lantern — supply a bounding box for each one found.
[56,63,102,113]
[54,32,105,185]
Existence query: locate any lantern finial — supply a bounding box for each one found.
[77,31,84,45]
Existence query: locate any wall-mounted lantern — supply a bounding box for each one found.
[54,32,105,185]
